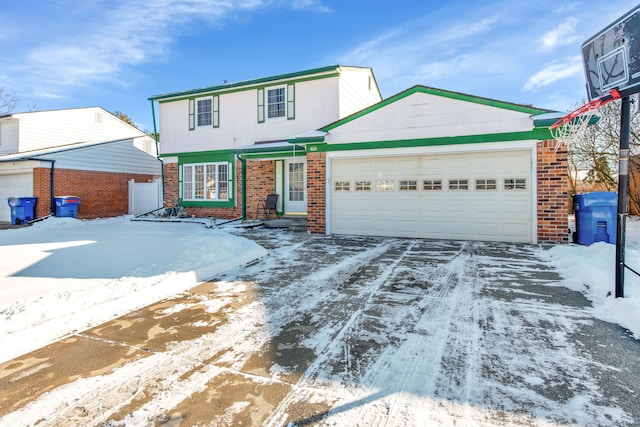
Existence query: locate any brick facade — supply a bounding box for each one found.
[536,139,569,242]
[246,160,276,220]
[306,152,326,234]
[32,168,156,219]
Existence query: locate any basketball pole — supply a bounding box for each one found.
[615,95,631,298]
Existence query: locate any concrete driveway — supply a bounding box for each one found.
[1,228,639,426]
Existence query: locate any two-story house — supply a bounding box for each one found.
[0,107,161,222]
[151,66,569,244]
[149,65,382,219]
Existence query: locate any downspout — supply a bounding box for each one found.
[237,154,247,220]
[150,99,165,205]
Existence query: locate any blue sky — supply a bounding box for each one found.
[0,0,635,132]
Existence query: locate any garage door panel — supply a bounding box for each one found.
[0,173,33,222]
[330,150,533,243]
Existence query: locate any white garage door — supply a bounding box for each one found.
[0,174,34,222]
[330,151,533,243]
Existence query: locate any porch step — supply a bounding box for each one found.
[264,216,307,232]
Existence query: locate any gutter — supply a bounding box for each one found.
[150,100,165,207]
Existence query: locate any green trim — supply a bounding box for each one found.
[150,65,345,102]
[287,83,295,120]
[312,129,551,153]
[212,95,220,128]
[176,150,236,208]
[241,151,305,160]
[188,99,195,131]
[321,85,552,132]
[279,160,285,214]
[257,88,265,123]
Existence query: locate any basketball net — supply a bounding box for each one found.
[549,89,621,149]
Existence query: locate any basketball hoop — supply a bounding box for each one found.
[549,89,621,145]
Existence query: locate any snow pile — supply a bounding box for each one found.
[0,217,267,363]
[540,216,640,338]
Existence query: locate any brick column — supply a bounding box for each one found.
[164,163,179,208]
[537,139,569,242]
[307,152,326,233]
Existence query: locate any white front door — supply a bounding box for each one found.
[284,159,306,213]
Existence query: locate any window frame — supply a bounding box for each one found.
[448,179,469,190]
[181,161,231,201]
[504,178,527,190]
[267,86,287,120]
[475,178,497,190]
[334,181,351,191]
[423,179,442,191]
[399,179,418,191]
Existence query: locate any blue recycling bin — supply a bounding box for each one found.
[55,196,81,218]
[7,197,37,225]
[573,192,617,245]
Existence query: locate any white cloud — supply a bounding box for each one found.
[523,56,583,91]
[539,17,579,51]
[10,0,270,97]
[291,0,331,13]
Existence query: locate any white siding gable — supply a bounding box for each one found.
[325,91,536,145]
[12,107,146,152]
[0,119,19,155]
[338,67,382,118]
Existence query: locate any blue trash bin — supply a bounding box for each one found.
[55,196,81,218]
[573,192,617,245]
[7,197,37,224]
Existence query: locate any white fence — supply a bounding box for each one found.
[128,179,162,215]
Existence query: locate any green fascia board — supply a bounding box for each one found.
[234,144,305,155]
[321,85,553,132]
[314,129,551,153]
[150,65,346,102]
[240,151,305,160]
[181,199,236,208]
[159,149,235,160]
[533,114,599,127]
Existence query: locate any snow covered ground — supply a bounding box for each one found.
[0,216,639,426]
[0,217,267,363]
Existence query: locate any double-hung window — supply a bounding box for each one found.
[189,95,219,130]
[258,84,295,122]
[182,162,230,201]
[267,87,286,119]
[197,98,212,127]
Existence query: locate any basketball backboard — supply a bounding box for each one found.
[582,5,640,101]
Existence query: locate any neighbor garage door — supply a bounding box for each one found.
[330,150,533,243]
[0,173,34,222]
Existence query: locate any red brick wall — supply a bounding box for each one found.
[162,161,242,219]
[306,152,326,233]
[33,168,156,219]
[246,160,276,220]
[537,139,569,242]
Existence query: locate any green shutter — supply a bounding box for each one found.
[287,83,295,120]
[257,88,265,123]
[188,99,195,130]
[213,95,220,128]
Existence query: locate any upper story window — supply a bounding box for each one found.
[267,87,286,119]
[189,95,219,130]
[197,98,212,127]
[258,83,295,123]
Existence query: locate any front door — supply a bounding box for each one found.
[284,159,306,213]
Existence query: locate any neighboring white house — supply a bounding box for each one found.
[0,107,161,222]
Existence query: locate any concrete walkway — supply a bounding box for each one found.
[1,228,639,426]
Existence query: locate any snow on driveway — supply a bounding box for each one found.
[1,223,638,426]
[0,217,267,363]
